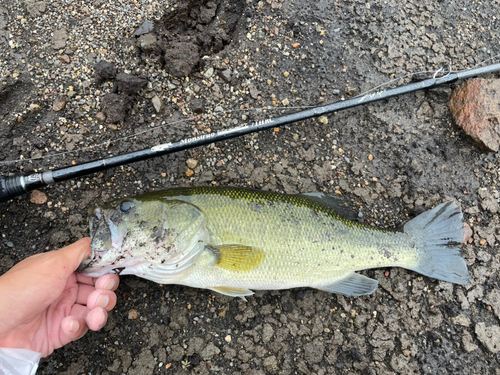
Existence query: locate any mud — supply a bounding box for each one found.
[0,0,499,374]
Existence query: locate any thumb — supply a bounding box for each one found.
[58,238,92,273]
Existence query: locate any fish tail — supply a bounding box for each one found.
[404,201,469,285]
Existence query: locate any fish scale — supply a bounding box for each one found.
[80,187,469,297]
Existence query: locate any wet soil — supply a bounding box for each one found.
[0,0,500,374]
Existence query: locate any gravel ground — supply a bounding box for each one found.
[1,0,500,374]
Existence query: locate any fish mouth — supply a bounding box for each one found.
[78,207,113,273]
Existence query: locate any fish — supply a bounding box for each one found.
[78,186,469,297]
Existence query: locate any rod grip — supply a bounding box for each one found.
[0,176,27,202]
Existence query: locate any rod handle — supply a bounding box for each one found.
[0,176,28,202]
[0,174,47,203]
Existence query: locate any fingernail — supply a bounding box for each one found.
[103,279,115,290]
[96,294,109,308]
[98,313,107,329]
[69,319,80,333]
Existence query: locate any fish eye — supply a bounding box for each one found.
[120,201,134,213]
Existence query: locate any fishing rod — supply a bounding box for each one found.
[1,62,499,203]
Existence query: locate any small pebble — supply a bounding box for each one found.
[52,97,67,112]
[318,115,328,124]
[30,190,48,205]
[186,158,198,169]
[186,168,194,177]
[204,67,214,79]
[225,335,231,343]
[128,309,139,320]
[96,112,107,122]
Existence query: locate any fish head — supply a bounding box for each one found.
[78,196,208,278]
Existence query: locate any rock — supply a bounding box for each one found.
[151,95,164,113]
[133,19,154,36]
[191,98,205,114]
[169,345,184,361]
[263,356,279,373]
[451,313,470,327]
[484,289,500,320]
[462,331,478,352]
[312,162,332,182]
[478,187,500,213]
[448,78,500,152]
[94,60,117,83]
[186,337,205,356]
[304,338,324,364]
[25,1,46,17]
[218,69,232,83]
[52,96,67,111]
[204,67,214,79]
[199,342,220,360]
[345,85,357,95]
[101,93,131,123]
[138,33,157,51]
[186,158,198,169]
[128,348,155,375]
[58,54,70,63]
[30,190,47,204]
[116,73,147,94]
[96,112,106,122]
[298,145,315,161]
[164,42,200,77]
[475,322,500,353]
[51,28,68,49]
[29,103,41,112]
[128,309,139,319]
[318,115,328,124]
[50,231,69,245]
[199,4,217,23]
[463,223,473,244]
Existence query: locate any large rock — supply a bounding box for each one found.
[475,322,500,353]
[448,78,500,152]
[164,42,200,77]
[116,73,147,94]
[94,60,117,83]
[51,28,68,49]
[101,93,131,123]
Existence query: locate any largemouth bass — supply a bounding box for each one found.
[79,187,469,297]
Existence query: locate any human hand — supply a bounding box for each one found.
[0,238,119,357]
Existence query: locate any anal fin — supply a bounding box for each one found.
[315,272,379,296]
[210,286,254,298]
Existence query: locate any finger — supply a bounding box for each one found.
[76,284,96,305]
[58,238,92,273]
[70,303,89,321]
[86,307,108,331]
[95,274,120,291]
[76,274,97,286]
[59,316,89,347]
[87,290,117,311]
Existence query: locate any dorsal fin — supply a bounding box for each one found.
[297,192,358,221]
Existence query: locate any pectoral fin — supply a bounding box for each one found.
[315,272,379,296]
[207,244,265,272]
[210,286,254,298]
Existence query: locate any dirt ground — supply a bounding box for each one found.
[1,0,500,374]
